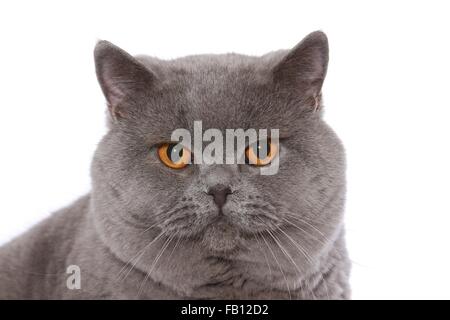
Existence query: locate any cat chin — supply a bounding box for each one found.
[201,217,241,253]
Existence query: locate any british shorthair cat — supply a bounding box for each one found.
[0,31,350,299]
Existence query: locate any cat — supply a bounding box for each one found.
[0,31,351,299]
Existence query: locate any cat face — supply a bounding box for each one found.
[90,32,346,291]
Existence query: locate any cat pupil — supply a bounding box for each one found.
[256,140,270,158]
[168,144,183,162]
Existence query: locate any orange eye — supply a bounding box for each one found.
[245,139,278,166]
[158,143,191,169]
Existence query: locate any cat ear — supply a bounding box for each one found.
[94,40,155,120]
[272,31,329,110]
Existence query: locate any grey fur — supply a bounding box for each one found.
[0,31,351,299]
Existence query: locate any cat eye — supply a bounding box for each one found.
[158,143,191,169]
[245,139,278,166]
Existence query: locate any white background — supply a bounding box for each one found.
[0,0,449,299]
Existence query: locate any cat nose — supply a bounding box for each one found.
[207,184,232,209]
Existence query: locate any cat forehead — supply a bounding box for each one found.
[137,52,280,75]
[136,53,298,133]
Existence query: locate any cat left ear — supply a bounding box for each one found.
[272,31,329,110]
[94,40,155,120]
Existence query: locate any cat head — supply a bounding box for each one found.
[90,31,345,292]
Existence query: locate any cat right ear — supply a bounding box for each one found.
[94,40,155,121]
[272,31,329,111]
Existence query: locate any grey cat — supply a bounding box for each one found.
[0,31,350,299]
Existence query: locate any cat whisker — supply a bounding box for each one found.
[279,224,332,300]
[259,215,325,300]
[253,232,273,299]
[164,232,182,268]
[254,232,273,280]
[256,217,292,300]
[117,231,165,281]
[136,220,162,237]
[269,229,319,300]
[288,215,329,238]
[137,233,174,297]
[280,217,332,299]
[284,213,336,235]
[273,223,315,266]
[282,214,348,261]
[282,216,328,247]
[266,227,316,300]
